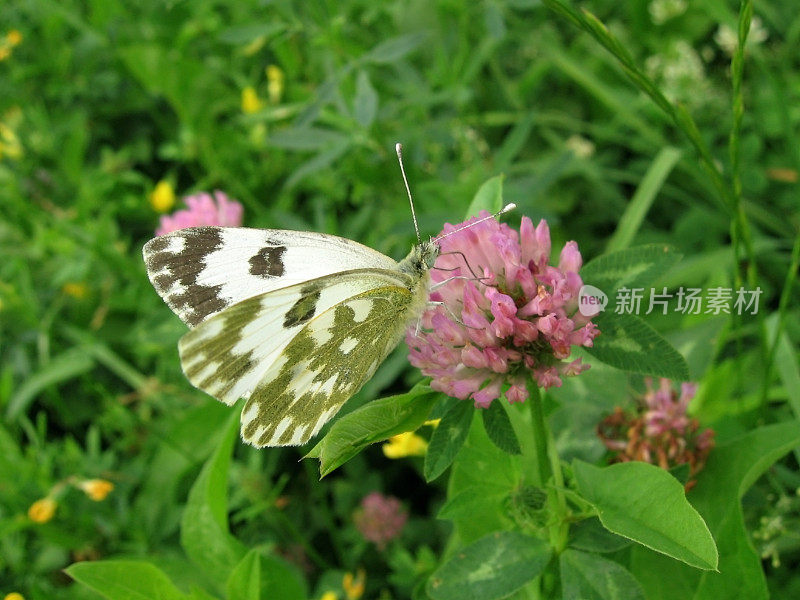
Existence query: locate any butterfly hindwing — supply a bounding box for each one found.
[177,269,415,410]
[239,284,428,446]
[143,226,398,327]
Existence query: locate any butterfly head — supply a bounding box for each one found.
[398,239,440,278]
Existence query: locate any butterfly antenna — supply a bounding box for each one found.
[433,203,516,244]
[395,143,421,243]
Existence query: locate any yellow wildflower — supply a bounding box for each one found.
[149,180,175,213]
[78,479,114,501]
[28,498,57,523]
[5,593,25,600]
[319,592,338,600]
[382,431,427,459]
[0,47,9,61]
[266,65,285,104]
[62,282,88,299]
[342,568,365,600]
[424,418,441,428]
[241,86,264,114]
[0,123,21,160]
[7,30,22,46]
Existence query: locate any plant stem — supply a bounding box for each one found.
[528,384,569,554]
[528,384,552,486]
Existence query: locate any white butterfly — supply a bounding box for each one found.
[143,145,513,447]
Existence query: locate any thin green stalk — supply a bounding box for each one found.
[545,425,569,553]
[528,384,552,486]
[762,230,800,402]
[528,384,569,554]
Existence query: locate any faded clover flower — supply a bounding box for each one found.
[648,0,687,25]
[715,16,768,56]
[597,378,715,488]
[156,190,243,236]
[406,213,599,408]
[353,492,408,550]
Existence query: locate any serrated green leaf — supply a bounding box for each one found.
[481,402,521,455]
[560,549,646,600]
[308,381,437,477]
[66,560,188,600]
[424,400,474,482]
[586,312,689,380]
[574,461,717,570]
[181,413,247,585]
[466,175,504,217]
[427,531,551,600]
[581,244,681,298]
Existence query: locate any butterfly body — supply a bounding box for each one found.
[143,226,438,447]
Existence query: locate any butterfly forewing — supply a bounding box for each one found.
[143,227,398,327]
[239,284,429,446]
[178,269,415,410]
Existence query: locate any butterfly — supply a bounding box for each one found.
[143,145,513,447]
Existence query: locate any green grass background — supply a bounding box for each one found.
[1,0,799,598]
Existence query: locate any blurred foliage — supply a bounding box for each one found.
[1,0,799,598]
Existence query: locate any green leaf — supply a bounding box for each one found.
[424,400,474,482]
[260,555,307,600]
[568,518,631,554]
[426,531,551,600]
[217,23,285,45]
[66,560,188,600]
[362,32,427,63]
[573,461,718,570]
[437,487,510,523]
[353,71,378,128]
[606,147,682,252]
[226,550,260,600]
[308,381,436,477]
[285,140,351,190]
[267,128,348,151]
[447,417,519,542]
[580,244,681,298]
[6,348,94,419]
[481,402,521,455]
[630,421,800,600]
[181,413,247,585]
[560,549,646,600]
[586,312,690,380]
[466,175,504,217]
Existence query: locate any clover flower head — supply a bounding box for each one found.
[155,190,243,236]
[353,492,407,550]
[597,378,715,488]
[406,212,599,408]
